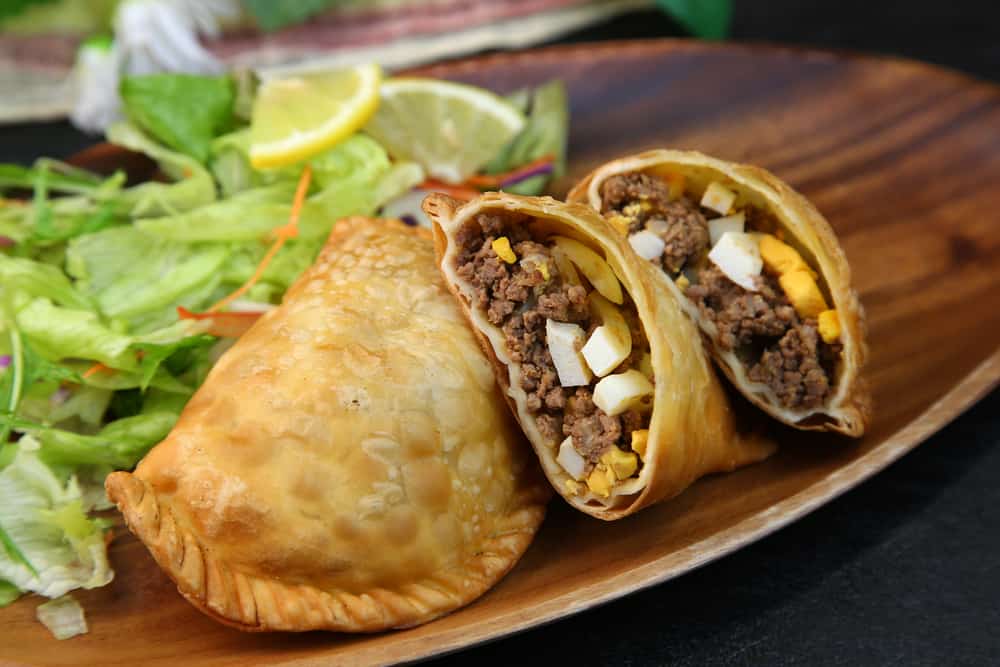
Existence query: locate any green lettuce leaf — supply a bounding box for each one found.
[15,299,136,370]
[0,255,92,310]
[0,579,20,607]
[0,441,112,599]
[106,122,216,218]
[133,334,216,392]
[66,226,230,332]
[9,411,177,470]
[121,74,235,163]
[243,0,334,31]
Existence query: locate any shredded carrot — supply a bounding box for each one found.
[207,165,312,313]
[418,180,480,201]
[463,155,554,189]
[177,307,263,338]
[82,362,109,379]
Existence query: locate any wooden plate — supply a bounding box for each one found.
[4,40,1000,667]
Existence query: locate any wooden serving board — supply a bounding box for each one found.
[3,40,1000,667]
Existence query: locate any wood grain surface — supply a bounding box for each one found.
[3,40,1000,667]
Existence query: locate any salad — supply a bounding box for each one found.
[0,64,568,638]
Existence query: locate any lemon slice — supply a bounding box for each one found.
[250,64,382,169]
[363,78,526,183]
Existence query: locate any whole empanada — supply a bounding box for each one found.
[105,218,550,632]
[424,192,775,520]
[569,150,871,436]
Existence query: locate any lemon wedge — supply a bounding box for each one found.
[249,64,382,169]
[363,78,526,183]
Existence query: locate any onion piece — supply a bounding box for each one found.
[36,595,88,640]
[628,230,666,260]
[556,437,587,480]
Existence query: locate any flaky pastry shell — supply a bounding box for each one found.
[106,218,550,632]
[424,192,775,520]
[568,150,871,436]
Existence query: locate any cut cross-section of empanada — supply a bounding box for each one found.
[569,150,871,436]
[425,192,775,520]
[106,218,550,633]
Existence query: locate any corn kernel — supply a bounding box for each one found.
[758,234,814,276]
[607,214,632,235]
[601,447,639,480]
[675,274,691,290]
[491,236,517,263]
[818,309,841,344]
[538,261,550,280]
[779,270,828,319]
[631,429,649,461]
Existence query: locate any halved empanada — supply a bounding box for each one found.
[106,218,549,632]
[424,192,775,520]
[569,150,871,436]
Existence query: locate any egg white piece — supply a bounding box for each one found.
[545,319,592,387]
[708,231,762,291]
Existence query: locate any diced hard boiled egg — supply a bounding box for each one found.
[582,326,630,377]
[556,436,588,480]
[675,274,691,290]
[701,181,737,215]
[707,231,762,291]
[581,292,632,376]
[601,447,639,480]
[607,214,632,235]
[552,236,624,304]
[779,270,828,319]
[758,234,814,276]
[564,479,582,495]
[818,308,841,344]
[664,172,686,200]
[708,211,746,246]
[593,369,654,416]
[586,465,615,498]
[491,236,516,263]
[628,230,667,261]
[545,319,592,387]
[631,429,649,461]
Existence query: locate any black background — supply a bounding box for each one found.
[2,2,998,665]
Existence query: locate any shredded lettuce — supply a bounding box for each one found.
[66,226,229,332]
[0,579,21,607]
[0,440,113,599]
[106,122,216,217]
[0,255,92,310]
[486,80,569,195]
[15,299,137,370]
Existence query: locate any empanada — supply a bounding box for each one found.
[424,192,774,520]
[569,150,871,436]
[105,218,549,632]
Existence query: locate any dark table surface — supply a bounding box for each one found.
[3,2,998,665]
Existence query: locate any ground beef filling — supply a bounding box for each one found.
[601,177,839,411]
[600,173,709,273]
[456,212,649,466]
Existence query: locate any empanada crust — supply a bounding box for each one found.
[106,218,550,632]
[424,193,775,520]
[568,150,872,436]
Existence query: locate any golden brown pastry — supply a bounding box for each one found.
[568,150,871,436]
[424,192,775,520]
[105,218,549,633]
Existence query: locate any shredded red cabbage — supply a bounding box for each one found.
[0,355,10,369]
[0,236,14,248]
[499,161,554,189]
